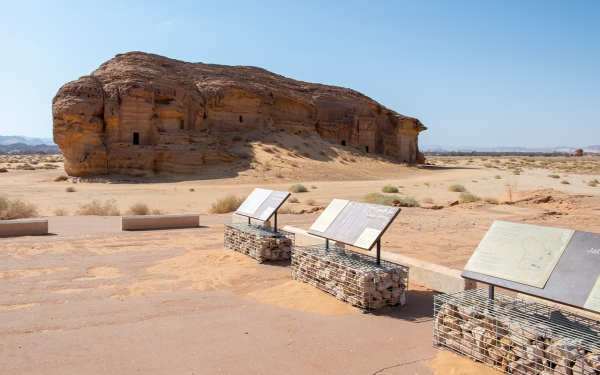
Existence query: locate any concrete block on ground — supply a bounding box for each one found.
[283,225,473,294]
[122,214,199,231]
[382,252,476,294]
[0,219,48,236]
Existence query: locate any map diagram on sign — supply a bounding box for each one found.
[463,221,575,288]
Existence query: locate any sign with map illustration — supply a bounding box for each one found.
[462,223,600,313]
[463,221,575,288]
[307,199,401,250]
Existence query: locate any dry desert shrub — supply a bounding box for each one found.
[421,197,434,204]
[364,192,419,207]
[494,175,501,179]
[289,184,308,193]
[53,208,69,216]
[274,171,283,178]
[65,186,76,192]
[459,193,481,203]
[209,195,245,214]
[0,196,39,220]
[54,175,68,182]
[382,185,399,193]
[189,188,195,192]
[311,185,317,189]
[76,200,120,216]
[561,180,570,185]
[504,177,519,203]
[548,174,560,178]
[278,205,296,214]
[127,202,150,216]
[483,197,499,204]
[288,197,299,203]
[306,199,316,206]
[588,179,599,187]
[448,184,466,192]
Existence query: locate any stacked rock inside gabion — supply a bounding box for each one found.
[224,223,292,263]
[291,244,408,312]
[433,289,600,375]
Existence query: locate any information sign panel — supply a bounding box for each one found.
[463,221,574,288]
[235,188,290,221]
[462,224,600,313]
[307,200,401,250]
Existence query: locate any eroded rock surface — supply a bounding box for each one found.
[53,52,426,176]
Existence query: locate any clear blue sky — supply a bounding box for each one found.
[0,0,598,147]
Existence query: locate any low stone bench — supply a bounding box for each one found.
[121,214,199,231]
[0,219,48,236]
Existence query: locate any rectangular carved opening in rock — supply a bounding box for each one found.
[179,119,184,130]
[239,115,243,123]
[132,132,140,145]
[341,140,346,146]
[365,146,369,153]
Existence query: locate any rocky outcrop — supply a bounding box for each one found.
[53,52,426,176]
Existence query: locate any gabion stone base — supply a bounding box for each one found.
[433,289,600,375]
[224,223,293,263]
[291,244,409,312]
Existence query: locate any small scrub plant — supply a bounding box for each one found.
[421,197,434,204]
[0,196,39,220]
[504,177,519,203]
[150,209,163,215]
[311,185,317,189]
[278,205,296,214]
[54,175,68,182]
[289,197,299,203]
[53,208,69,216]
[274,171,284,178]
[424,182,430,186]
[548,174,560,179]
[381,185,399,193]
[448,184,466,192]
[494,175,501,179]
[289,184,308,193]
[306,199,316,206]
[363,192,420,207]
[127,202,150,216]
[588,179,599,187]
[483,197,499,204]
[76,200,120,216]
[209,195,245,214]
[459,193,481,203]
[561,180,570,185]
[65,186,76,193]
[189,188,195,192]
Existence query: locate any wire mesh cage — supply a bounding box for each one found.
[291,244,409,313]
[433,289,600,375]
[224,222,294,263]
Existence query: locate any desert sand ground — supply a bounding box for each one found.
[1,148,599,374]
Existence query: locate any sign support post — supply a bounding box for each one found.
[376,239,381,265]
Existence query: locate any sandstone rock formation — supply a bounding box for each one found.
[53,52,426,176]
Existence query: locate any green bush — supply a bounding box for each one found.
[363,192,419,207]
[381,185,399,193]
[289,184,308,193]
[448,184,466,192]
[458,193,481,203]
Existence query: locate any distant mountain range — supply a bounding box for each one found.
[421,145,600,153]
[0,135,55,146]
